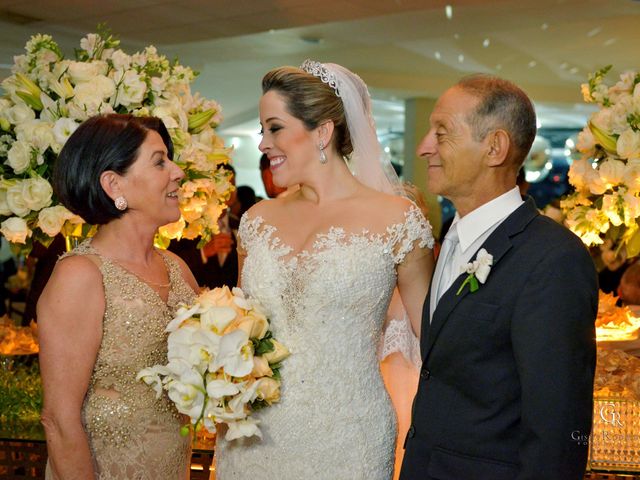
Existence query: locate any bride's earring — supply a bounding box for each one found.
[319,141,328,165]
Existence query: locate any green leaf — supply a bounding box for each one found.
[469,275,479,293]
[626,228,640,258]
[255,338,274,356]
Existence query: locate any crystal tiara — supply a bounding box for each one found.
[300,59,341,97]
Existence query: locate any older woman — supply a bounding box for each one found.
[38,114,198,479]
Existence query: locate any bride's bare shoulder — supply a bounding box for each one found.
[358,189,419,224]
[243,196,290,223]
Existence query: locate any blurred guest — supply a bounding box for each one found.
[619,260,640,307]
[235,185,257,218]
[259,152,287,198]
[39,114,198,479]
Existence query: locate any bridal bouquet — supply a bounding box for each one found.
[0,27,233,255]
[137,286,289,441]
[561,66,640,257]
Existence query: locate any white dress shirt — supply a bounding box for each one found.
[430,187,524,320]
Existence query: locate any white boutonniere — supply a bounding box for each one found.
[456,248,493,295]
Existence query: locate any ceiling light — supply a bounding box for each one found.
[445,5,453,19]
[541,23,549,30]
[458,54,464,63]
[587,27,602,37]
[603,38,617,46]
[483,38,490,48]
[528,60,537,68]
[434,51,441,60]
[453,33,460,40]
[300,36,323,45]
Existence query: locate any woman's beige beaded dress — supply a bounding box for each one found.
[45,240,196,480]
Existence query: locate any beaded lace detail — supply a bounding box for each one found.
[215,205,432,479]
[47,240,196,480]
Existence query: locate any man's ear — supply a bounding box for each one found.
[485,129,510,167]
[99,171,123,201]
[317,120,335,147]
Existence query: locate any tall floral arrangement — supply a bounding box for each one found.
[0,28,233,255]
[562,66,640,258]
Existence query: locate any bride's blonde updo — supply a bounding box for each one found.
[261,66,353,158]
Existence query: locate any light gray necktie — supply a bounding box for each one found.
[434,226,460,307]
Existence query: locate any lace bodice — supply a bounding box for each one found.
[215,204,433,479]
[46,240,196,480]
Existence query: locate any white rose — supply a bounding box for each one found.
[15,120,55,153]
[37,205,73,237]
[576,127,596,155]
[22,177,53,211]
[6,141,33,174]
[110,50,131,70]
[67,60,108,84]
[617,129,640,161]
[150,75,168,96]
[598,159,626,186]
[74,75,116,101]
[6,183,30,217]
[5,103,36,126]
[52,118,79,147]
[68,91,113,121]
[0,188,12,216]
[0,217,30,244]
[114,70,147,107]
[590,108,613,133]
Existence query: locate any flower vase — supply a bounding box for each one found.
[63,235,82,252]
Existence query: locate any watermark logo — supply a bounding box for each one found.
[599,402,624,427]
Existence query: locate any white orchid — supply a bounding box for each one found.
[457,248,493,295]
[166,369,206,418]
[226,418,263,441]
[209,329,254,377]
[200,306,237,334]
[136,364,170,399]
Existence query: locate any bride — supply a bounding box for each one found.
[214,61,434,479]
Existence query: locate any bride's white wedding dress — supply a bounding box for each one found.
[215,204,433,479]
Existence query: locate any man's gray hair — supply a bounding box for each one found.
[455,74,537,167]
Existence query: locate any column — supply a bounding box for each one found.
[404,97,442,239]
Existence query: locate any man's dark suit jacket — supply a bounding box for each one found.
[400,198,598,480]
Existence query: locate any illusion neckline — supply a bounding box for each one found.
[241,208,418,264]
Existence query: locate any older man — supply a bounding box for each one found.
[400,75,598,480]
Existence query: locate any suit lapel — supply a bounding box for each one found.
[422,198,539,362]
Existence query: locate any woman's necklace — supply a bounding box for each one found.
[107,250,171,289]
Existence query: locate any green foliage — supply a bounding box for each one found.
[0,358,44,439]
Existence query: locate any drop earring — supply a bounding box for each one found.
[319,141,328,165]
